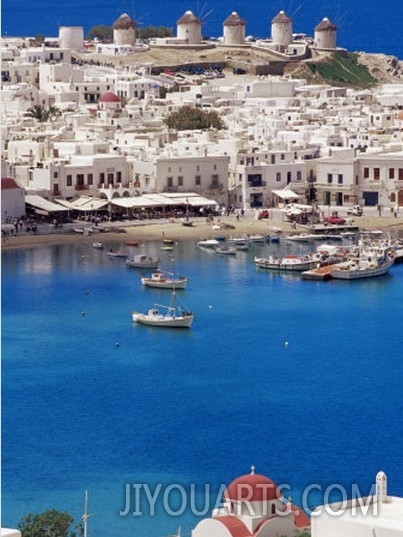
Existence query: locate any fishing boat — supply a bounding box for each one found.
[132,292,194,328]
[331,245,396,280]
[254,254,318,272]
[126,254,160,268]
[141,270,187,289]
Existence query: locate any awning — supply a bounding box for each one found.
[155,193,218,207]
[271,188,299,200]
[110,197,163,209]
[56,197,109,211]
[186,196,217,207]
[25,195,69,212]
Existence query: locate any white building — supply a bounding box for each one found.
[315,148,357,205]
[356,148,403,207]
[115,77,160,101]
[312,472,403,537]
[10,138,129,200]
[155,153,229,202]
[20,45,71,64]
[176,11,202,45]
[38,62,113,105]
[230,147,307,209]
[1,177,25,222]
[192,467,309,537]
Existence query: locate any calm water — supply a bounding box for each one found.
[1,0,403,59]
[2,237,403,536]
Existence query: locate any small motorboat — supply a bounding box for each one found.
[126,254,160,269]
[197,239,220,248]
[215,245,237,256]
[126,239,139,247]
[92,242,104,250]
[107,249,128,258]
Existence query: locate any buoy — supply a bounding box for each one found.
[115,342,120,347]
[285,341,289,347]
[81,310,86,316]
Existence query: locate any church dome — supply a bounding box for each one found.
[99,92,120,103]
[225,468,280,502]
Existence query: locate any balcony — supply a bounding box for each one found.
[208,183,223,190]
[75,184,89,191]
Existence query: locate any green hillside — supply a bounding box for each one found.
[306,52,377,88]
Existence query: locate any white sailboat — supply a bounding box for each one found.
[82,490,93,537]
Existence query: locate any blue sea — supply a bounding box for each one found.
[2,236,403,536]
[1,0,403,59]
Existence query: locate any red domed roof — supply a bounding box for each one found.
[225,470,280,502]
[99,92,120,103]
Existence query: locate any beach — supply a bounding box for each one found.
[2,212,403,251]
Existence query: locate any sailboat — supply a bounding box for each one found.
[132,292,194,328]
[82,490,93,537]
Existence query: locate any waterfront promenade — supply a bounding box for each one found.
[2,206,403,251]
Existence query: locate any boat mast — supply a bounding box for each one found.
[82,490,93,537]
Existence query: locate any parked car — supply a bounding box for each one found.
[347,205,363,216]
[258,209,270,219]
[323,213,346,225]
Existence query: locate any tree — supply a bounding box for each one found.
[18,509,83,537]
[137,26,172,39]
[24,105,61,123]
[163,105,225,131]
[86,25,113,41]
